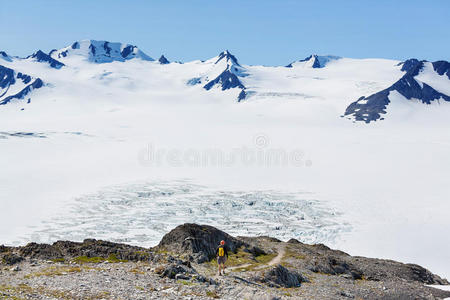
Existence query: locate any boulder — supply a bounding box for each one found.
[255,264,307,288]
[156,223,245,263]
[287,238,301,244]
[1,253,24,265]
[158,263,194,279]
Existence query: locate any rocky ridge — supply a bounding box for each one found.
[1,223,449,299]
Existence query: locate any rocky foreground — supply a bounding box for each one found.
[1,224,449,300]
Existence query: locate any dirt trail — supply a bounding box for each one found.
[227,244,286,272]
[266,243,285,267]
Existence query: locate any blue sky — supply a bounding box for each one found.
[1,0,449,65]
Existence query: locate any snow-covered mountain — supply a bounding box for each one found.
[0,39,448,121]
[286,54,341,68]
[0,65,43,105]
[27,50,65,69]
[0,51,13,62]
[344,59,450,122]
[188,50,248,101]
[49,40,153,64]
[158,55,170,64]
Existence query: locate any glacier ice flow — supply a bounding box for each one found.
[18,181,351,248]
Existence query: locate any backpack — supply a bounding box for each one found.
[218,247,224,257]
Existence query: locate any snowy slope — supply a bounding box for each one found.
[27,50,65,69]
[50,40,154,64]
[0,65,43,105]
[344,59,450,122]
[0,51,13,62]
[1,40,450,280]
[187,50,248,101]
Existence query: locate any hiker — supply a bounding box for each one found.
[215,240,229,275]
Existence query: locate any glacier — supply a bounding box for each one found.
[0,39,450,279]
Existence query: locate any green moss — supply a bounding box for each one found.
[50,258,65,263]
[72,254,127,264]
[255,253,277,264]
[73,256,105,264]
[284,247,306,260]
[106,254,127,263]
[206,290,220,298]
[178,280,196,286]
[134,251,150,257]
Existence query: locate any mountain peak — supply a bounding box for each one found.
[344,59,450,123]
[50,40,154,63]
[0,65,44,105]
[215,50,240,66]
[28,50,65,69]
[0,51,12,62]
[286,54,340,68]
[158,55,170,64]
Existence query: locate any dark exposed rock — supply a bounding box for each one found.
[287,238,301,244]
[287,242,448,285]
[193,274,217,285]
[255,264,307,288]
[354,259,449,284]
[156,223,245,263]
[203,69,245,91]
[158,55,170,64]
[238,89,247,101]
[175,273,191,280]
[158,263,194,279]
[215,50,240,66]
[432,60,450,79]
[27,50,65,69]
[243,245,266,257]
[186,77,201,86]
[286,55,321,69]
[0,51,12,62]
[19,242,63,259]
[345,58,450,123]
[308,255,362,280]
[16,239,152,262]
[0,65,44,105]
[201,50,248,102]
[398,58,420,72]
[286,55,340,68]
[1,253,24,265]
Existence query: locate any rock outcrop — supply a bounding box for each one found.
[1,239,152,263]
[255,264,307,288]
[1,223,449,299]
[156,223,246,263]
